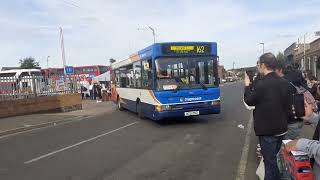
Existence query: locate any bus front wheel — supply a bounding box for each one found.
[117,97,123,111]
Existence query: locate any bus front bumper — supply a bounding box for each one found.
[152,105,220,120]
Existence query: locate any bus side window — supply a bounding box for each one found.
[133,61,141,88]
[142,59,152,89]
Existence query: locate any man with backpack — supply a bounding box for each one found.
[275,63,318,140]
[286,66,317,137]
[282,65,307,139]
[244,53,292,180]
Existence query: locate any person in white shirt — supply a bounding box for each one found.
[88,82,93,100]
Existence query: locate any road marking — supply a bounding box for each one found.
[24,121,139,164]
[0,116,90,140]
[236,113,253,180]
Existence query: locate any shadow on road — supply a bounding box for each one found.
[156,117,209,126]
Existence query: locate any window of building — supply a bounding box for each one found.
[99,66,109,74]
[75,68,82,74]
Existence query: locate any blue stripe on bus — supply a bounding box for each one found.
[120,96,220,121]
[153,88,220,104]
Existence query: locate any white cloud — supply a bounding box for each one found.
[0,0,320,69]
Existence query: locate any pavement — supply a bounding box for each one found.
[0,100,114,137]
[0,82,316,180]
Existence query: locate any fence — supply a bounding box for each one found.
[0,75,81,101]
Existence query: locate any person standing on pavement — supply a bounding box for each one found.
[89,82,93,100]
[96,83,102,102]
[244,53,291,180]
[275,63,305,140]
[93,82,98,100]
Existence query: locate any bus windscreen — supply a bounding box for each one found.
[155,57,218,91]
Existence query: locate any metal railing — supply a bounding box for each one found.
[0,75,80,101]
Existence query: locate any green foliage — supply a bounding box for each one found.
[19,57,40,69]
[238,71,245,80]
[276,52,286,63]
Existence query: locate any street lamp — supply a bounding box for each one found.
[138,25,156,43]
[46,56,50,68]
[259,43,265,54]
[147,26,156,43]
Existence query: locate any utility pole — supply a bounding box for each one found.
[233,61,236,80]
[303,33,307,71]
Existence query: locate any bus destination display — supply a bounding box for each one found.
[162,44,211,55]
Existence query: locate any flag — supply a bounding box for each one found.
[60,27,67,74]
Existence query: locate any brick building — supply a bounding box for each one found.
[218,65,226,80]
[294,38,320,78]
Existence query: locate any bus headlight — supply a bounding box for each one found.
[155,105,171,111]
[210,100,220,106]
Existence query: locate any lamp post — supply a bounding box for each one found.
[46,56,50,68]
[138,26,156,43]
[303,33,307,69]
[147,26,156,43]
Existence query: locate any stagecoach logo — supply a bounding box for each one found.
[180,97,202,102]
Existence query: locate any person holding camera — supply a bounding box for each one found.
[244,53,292,180]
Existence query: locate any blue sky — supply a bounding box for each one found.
[0,0,320,69]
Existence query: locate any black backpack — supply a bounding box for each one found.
[290,83,305,119]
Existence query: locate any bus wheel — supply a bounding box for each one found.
[137,102,144,119]
[117,97,123,111]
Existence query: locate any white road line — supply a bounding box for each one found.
[236,113,253,180]
[24,121,139,164]
[0,116,89,140]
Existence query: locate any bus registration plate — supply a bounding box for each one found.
[184,111,200,116]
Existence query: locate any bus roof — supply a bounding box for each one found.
[112,42,217,69]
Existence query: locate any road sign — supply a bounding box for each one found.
[88,74,96,78]
[56,79,65,86]
[65,66,74,75]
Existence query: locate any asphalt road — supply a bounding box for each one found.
[0,82,257,180]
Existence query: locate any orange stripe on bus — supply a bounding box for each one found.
[148,90,161,104]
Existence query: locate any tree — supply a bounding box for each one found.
[238,71,245,80]
[276,52,286,64]
[109,58,116,64]
[19,57,40,69]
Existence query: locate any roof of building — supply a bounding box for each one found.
[310,37,320,45]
